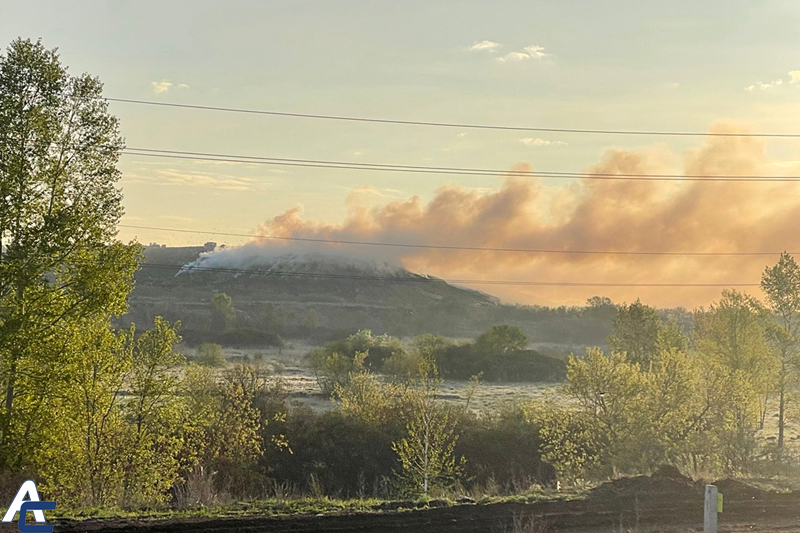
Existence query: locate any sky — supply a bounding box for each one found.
[3,0,800,307]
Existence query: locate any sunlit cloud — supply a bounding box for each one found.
[468,40,501,52]
[158,215,197,222]
[744,69,800,91]
[497,45,550,63]
[519,137,568,147]
[124,169,268,192]
[150,80,190,95]
[745,79,783,92]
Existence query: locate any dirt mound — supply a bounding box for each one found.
[713,478,769,500]
[589,469,701,500]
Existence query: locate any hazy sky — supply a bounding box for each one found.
[3,0,800,307]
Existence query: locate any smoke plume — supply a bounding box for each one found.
[202,122,800,307]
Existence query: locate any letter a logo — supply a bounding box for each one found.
[2,480,56,532]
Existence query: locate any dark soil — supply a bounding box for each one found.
[32,473,800,533]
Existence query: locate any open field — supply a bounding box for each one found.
[211,344,562,413]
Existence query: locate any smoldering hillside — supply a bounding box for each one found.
[121,244,620,350]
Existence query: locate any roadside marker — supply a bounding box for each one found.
[704,485,719,533]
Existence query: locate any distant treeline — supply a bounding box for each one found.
[307,326,566,388]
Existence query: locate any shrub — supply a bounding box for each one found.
[196,343,226,367]
[436,345,566,382]
[215,327,284,348]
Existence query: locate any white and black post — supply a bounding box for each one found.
[704,484,718,533]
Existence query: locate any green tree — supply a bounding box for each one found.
[760,252,800,449]
[475,325,528,354]
[121,317,185,506]
[566,349,647,458]
[608,300,686,368]
[584,296,617,321]
[0,38,139,470]
[392,359,461,496]
[210,292,236,330]
[524,400,601,481]
[38,317,130,506]
[310,350,354,395]
[176,364,264,501]
[335,354,412,424]
[410,333,453,360]
[694,290,778,430]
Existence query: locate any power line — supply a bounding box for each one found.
[107,97,800,138]
[122,147,800,182]
[119,224,795,257]
[139,262,760,287]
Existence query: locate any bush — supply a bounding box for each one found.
[310,350,355,395]
[436,345,566,382]
[382,351,424,379]
[266,406,402,498]
[215,327,284,348]
[196,343,226,367]
[457,405,557,491]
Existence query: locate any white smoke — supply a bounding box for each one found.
[178,242,417,278]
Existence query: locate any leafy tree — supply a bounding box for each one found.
[524,400,601,481]
[382,350,424,381]
[584,296,617,321]
[38,317,130,506]
[608,300,686,368]
[565,348,714,474]
[335,355,412,424]
[587,296,613,308]
[216,364,288,495]
[566,349,647,458]
[210,292,236,330]
[310,350,354,395]
[760,252,800,449]
[410,333,453,360]
[694,290,778,431]
[176,364,263,500]
[475,325,528,354]
[392,359,462,496]
[121,317,184,506]
[0,38,139,470]
[196,342,226,367]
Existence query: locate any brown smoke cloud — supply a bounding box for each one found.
[255,123,800,308]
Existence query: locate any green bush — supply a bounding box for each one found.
[196,343,226,367]
[436,345,566,382]
[215,327,284,348]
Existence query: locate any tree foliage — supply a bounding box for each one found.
[475,325,528,354]
[760,253,800,449]
[392,360,461,496]
[0,38,140,471]
[607,300,686,368]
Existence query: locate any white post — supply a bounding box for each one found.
[704,484,718,533]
